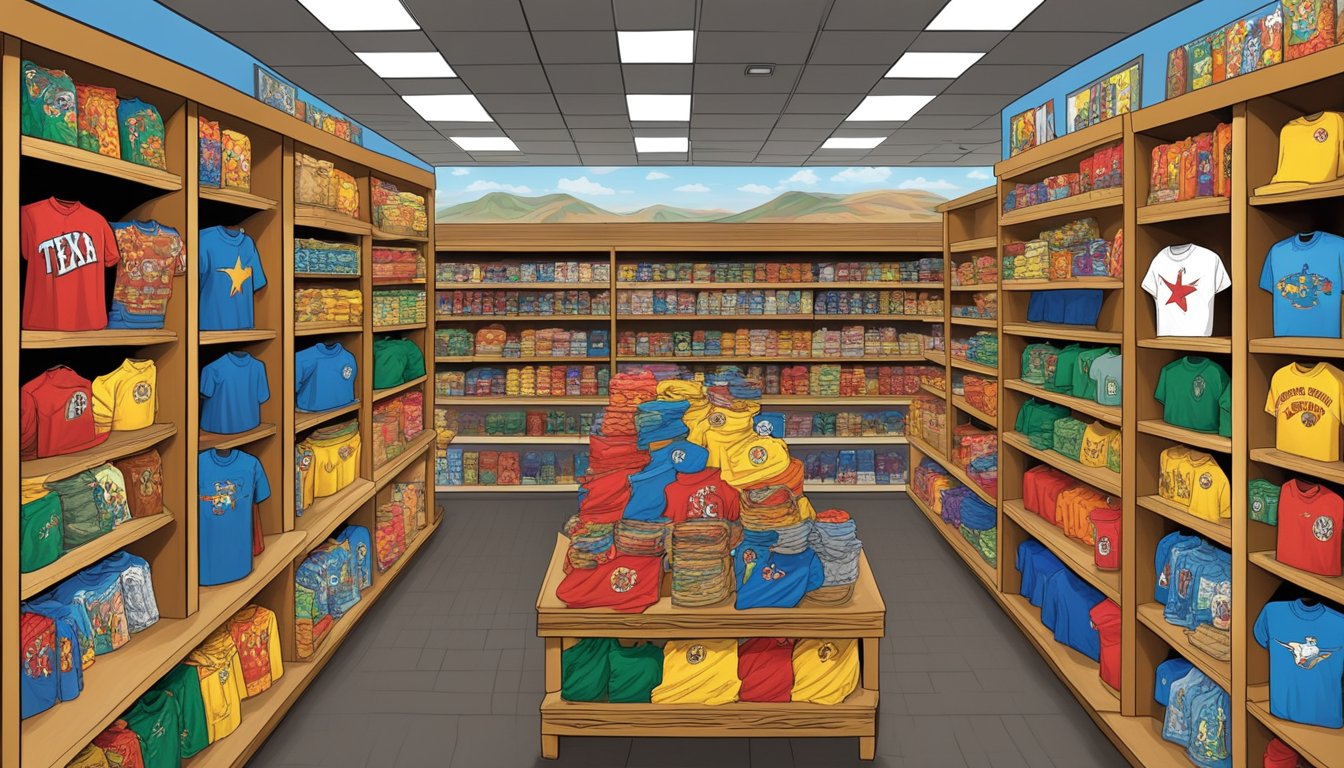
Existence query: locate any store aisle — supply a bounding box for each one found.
[250,495,1129,768]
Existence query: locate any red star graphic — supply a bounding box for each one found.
[1162,271,1200,312]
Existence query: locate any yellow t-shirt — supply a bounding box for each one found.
[651,639,741,705]
[310,432,361,497]
[1079,423,1116,469]
[1256,111,1344,195]
[65,744,110,768]
[1265,362,1344,462]
[702,402,759,469]
[720,434,791,489]
[186,629,247,744]
[1186,454,1231,522]
[791,639,859,704]
[92,358,157,432]
[1158,446,1194,506]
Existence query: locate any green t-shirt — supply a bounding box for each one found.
[607,642,663,703]
[48,471,113,552]
[151,663,209,758]
[1248,479,1280,525]
[19,492,62,573]
[1217,384,1232,438]
[561,637,617,702]
[1090,351,1123,407]
[1045,344,1085,394]
[373,338,426,389]
[1074,347,1117,400]
[20,61,77,145]
[1022,343,1062,385]
[1155,356,1230,434]
[124,690,181,768]
[1015,399,1069,450]
[1052,417,1087,460]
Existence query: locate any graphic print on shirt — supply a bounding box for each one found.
[1273,383,1333,427]
[341,365,352,380]
[1161,268,1200,311]
[686,644,706,664]
[1193,702,1228,762]
[218,257,253,297]
[1314,514,1336,542]
[1191,375,1207,401]
[1277,264,1333,309]
[37,231,100,276]
[201,480,238,515]
[688,484,725,519]
[609,566,636,593]
[1275,636,1337,669]
[132,381,152,404]
[66,391,88,420]
[23,633,53,679]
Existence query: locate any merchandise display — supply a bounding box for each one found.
[1254,111,1344,196]
[197,448,269,586]
[108,220,185,329]
[294,238,360,275]
[1146,124,1234,203]
[438,259,610,285]
[199,351,269,434]
[370,177,429,236]
[1258,231,1344,338]
[371,246,425,280]
[1142,245,1231,336]
[198,226,266,331]
[1156,356,1232,436]
[617,325,926,359]
[295,419,361,512]
[373,288,427,326]
[294,341,358,412]
[20,198,121,332]
[294,287,363,326]
[1253,599,1344,729]
[437,289,610,318]
[1002,143,1123,212]
[1265,361,1344,461]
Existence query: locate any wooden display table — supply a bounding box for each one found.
[535,534,886,759]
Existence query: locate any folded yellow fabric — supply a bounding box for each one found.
[651,639,741,705]
[791,639,859,705]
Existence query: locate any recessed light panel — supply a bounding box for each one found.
[627,94,691,121]
[926,0,1046,31]
[885,51,984,79]
[356,51,455,78]
[822,137,885,149]
[451,136,519,151]
[296,0,419,31]
[402,94,492,121]
[846,95,935,122]
[635,136,689,152]
[617,30,695,64]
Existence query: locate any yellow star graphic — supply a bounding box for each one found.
[218,256,253,297]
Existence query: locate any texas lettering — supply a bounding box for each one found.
[37,231,99,275]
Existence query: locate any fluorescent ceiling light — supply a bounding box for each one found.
[356,51,455,78]
[926,0,1046,31]
[402,94,492,121]
[885,51,984,79]
[617,30,694,63]
[635,136,688,153]
[627,94,691,121]
[846,95,935,121]
[822,137,885,149]
[296,0,419,31]
[450,136,519,152]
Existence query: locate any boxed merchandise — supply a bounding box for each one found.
[371,246,425,280]
[294,238,360,275]
[221,129,251,191]
[372,289,427,326]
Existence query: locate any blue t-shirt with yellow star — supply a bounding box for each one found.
[199,226,266,330]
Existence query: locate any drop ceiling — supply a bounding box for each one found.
[158,0,1196,167]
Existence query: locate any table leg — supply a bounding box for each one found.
[541,734,559,759]
[859,736,875,760]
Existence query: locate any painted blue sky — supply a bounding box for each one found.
[434,166,994,213]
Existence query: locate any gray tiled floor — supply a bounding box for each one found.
[250,495,1131,768]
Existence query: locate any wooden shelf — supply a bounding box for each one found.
[1003,500,1119,603]
[999,188,1124,227]
[294,401,361,433]
[535,533,885,638]
[1000,278,1123,291]
[1250,176,1344,207]
[949,236,997,253]
[20,136,182,191]
[1249,447,1344,485]
[615,281,943,290]
[1098,714,1197,768]
[293,205,371,235]
[950,316,997,328]
[948,356,998,377]
[1249,551,1344,605]
[1250,337,1344,358]
[616,314,815,322]
[20,328,177,349]
[925,350,947,365]
[371,277,427,287]
[909,486,997,589]
[802,483,908,493]
[1002,322,1122,344]
[1136,420,1231,453]
[371,226,429,243]
[440,282,609,291]
[1000,592,1120,712]
[436,483,581,493]
[438,314,611,323]
[783,435,909,445]
[951,283,997,291]
[19,532,306,768]
[920,382,948,399]
[757,395,914,406]
[20,512,174,599]
[372,375,427,402]
[372,321,428,333]
[435,355,610,364]
[944,459,996,506]
[952,395,997,427]
[436,395,607,406]
[1135,196,1230,224]
[1002,431,1121,495]
[996,118,1123,179]
[1248,688,1344,768]
[296,478,376,546]
[199,328,277,345]
[294,272,361,280]
[451,434,591,445]
[1003,379,1121,426]
[908,433,946,465]
[815,314,943,323]
[1136,603,1231,690]
[373,431,435,486]
[20,423,178,484]
[295,321,362,336]
[1137,336,1231,353]
[616,355,925,364]
[198,185,278,211]
[199,422,277,452]
[1136,495,1232,547]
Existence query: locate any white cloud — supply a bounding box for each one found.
[898,176,960,192]
[830,167,892,184]
[557,176,616,195]
[737,183,775,195]
[645,171,671,180]
[450,168,469,176]
[966,169,992,180]
[465,180,532,194]
[675,183,710,193]
[589,167,620,175]
[784,169,819,185]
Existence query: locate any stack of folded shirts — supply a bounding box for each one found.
[809,509,863,598]
[635,400,691,449]
[615,519,668,557]
[939,485,975,527]
[564,515,615,569]
[959,497,998,567]
[669,520,733,607]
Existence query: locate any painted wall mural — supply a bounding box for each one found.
[434,166,993,224]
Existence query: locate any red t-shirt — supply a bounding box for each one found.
[1277,479,1342,577]
[20,366,109,459]
[1263,738,1302,768]
[1089,598,1121,691]
[737,637,794,702]
[664,468,741,523]
[21,198,120,331]
[1023,465,1075,521]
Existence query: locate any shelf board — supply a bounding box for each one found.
[1098,714,1197,768]
[21,328,176,349]
[1137,336,1231,354]
[451,434,591,445]
[438,314,611,323]
[19,531,306,768]
[1250,336,1344,358]
[199,422,277,452]
[1248,687,1344,768]
[1002,431,1121,495]
[1000,277,1123,292]
[999,593,1121,715]
[1136,603,1231,691]
[1136,495,1232,547]
[535,533,885,638]
[199,328,277,345]
[1136,196,1230,224]
[439,282,610,291]
[950,316,997,328]
[296,478,376,546]
[925,350,947,365]
[815,314,944,323]
[371,226,429,243]
[20,512,174,599]
[434,355,609,364]
[615,314,815,322]
[908,487,997,589]
[614,281,943,290]
[920,382,948,399]
[436,395,607,406]
[1249,551,1344,605]
[373,431,436,486]
[372,321,428,333]
[803,483,908,493]
[949,236,997,253]
[1249,447,1344,485]
[373,375,428,402]
[999,188,1124,227]
[787,434,907,445]
[948,356,999,377]
[1136,420,1230,453]
[944,459,996,506]
[293,205,371,235]
[952,395,998,427]
[1002,322,1122,344]
[20,136,183,191]
[21,423,177,484]
[1003,499,1119,603]
[908,433,947,465]
[295,321,362,336]
[294,272,361,280]
[198,185,278,211]
[615,355,925,364]
[757,395,914,406]
[1250,176,1344,207]
[294,401,361,433]
[371,277,427,287]
[1003,379,1121,426]
[436,483,581,493]
[951,283,997,291]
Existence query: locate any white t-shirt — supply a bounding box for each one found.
[1141,245,1231,336]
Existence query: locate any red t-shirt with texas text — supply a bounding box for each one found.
[664,468,741,523]
[1277,479,1343,577]
[21,198,120,331]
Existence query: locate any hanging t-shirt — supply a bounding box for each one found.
[198,449,270,586]
[20,366,108,459]
[1255,112,1344,195]
[198,227,266,331]
[150,663,209,758]
[1089,351,1123,406]
[1259,232,1344,339]
[1186,454,1231,522]
[1155,357,1231,433]
[109,220,185,329]
[1265,361,1344,462]
[1185,683,1232,768]
[1276,479,1343,577]
[1142,245,1231,337]
[20,198,120,331]
[1253,599,1344,728]
[116,98,167,170]
[200,352,269,435]
[294,342,358,412]
[92,358,157,433]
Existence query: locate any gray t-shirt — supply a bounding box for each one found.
[1090,352,1123,407]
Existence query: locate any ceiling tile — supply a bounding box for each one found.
[427,32,542,65]
[519,154,583,164]
[569,128,635,142]
[564,115,633,128]
[476,93,560,114]
[532,31,619,64]
[809,31,917,65]
[429,124,510,137]
[690,141,763,151]
[694,93,790,114]
[901,114,997,130]
[919,94,1018,115]
[275,65,392,95]
[869,79,953,96]
[451,65,552,93]
[772,114,844,129]
[689,127,773,140]
[612,0,696,29]
[520,0,614,30]
[690,114,781,128]
[321,94,414,114]
[403,0,529,31]
[794,66,888,94]
[767,127,834,141]
[945,65,1068,95]
[555,93,629,115]
[700,0,830,31]
[980,32,1126,65]
[691,151,761,161]
[755,154,811,163]
[621,65,694,93]
[378,129,445,141]
[761,140,821,153]
[579,154,640,164]
[1019,0,1197,32]
[387,78,473,96]
[575,141,635,152]
[513,140,579,153]
[505,128,576,141]
[907,31,1009,52]
[918,154,968,162]
[693,64,802,94]
[783,93,867,114]
[823,0,946,30]
[221,32,358,67]
[696,32,816,64]
[334,31,438,52]
[494,113,569,128]
[159,0,326,31]
[545,64,626,94]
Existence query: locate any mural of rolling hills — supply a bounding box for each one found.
[435,189,947,224]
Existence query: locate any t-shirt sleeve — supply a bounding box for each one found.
[248,238,267,291]
[253,458,272,503]
[294,350,314,394]
[1252,605,1270,649]
[19,387,37,457]
[99,216,120,268]
[200,363,218,398]
[198,236,210,277]
[91,373,115,433]
[1154,366,1167,404]
[1141,254,1160,297]
[170,228,186,275]
[1259,246,1274,293]
[256,361,271,404]
[1218,385,1232,438]
[1264,376,1278,417]
[1211,249,1231,293]
[265,611,284,681]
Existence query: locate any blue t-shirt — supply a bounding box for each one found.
[200,352,269,434]
[1164,544,1225,629]
[1259,232,1344,338]
[21,598,85,702]
[733,531,825,610]
[1253,599,1344,728]
[622,461,676,521]
[336,526,373,590]
[198,226,266,331]
[1155,531,1204,604]
[320,541,360,619]
[1154,658,1196,706]
[198,449,270,586]
[1040,569,1103,660]
[1163,668,1212,746]
[1017,540,1066,608]
[1027,289,1103,326]
[295,342,358,412]
[1186,684,1232,768]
